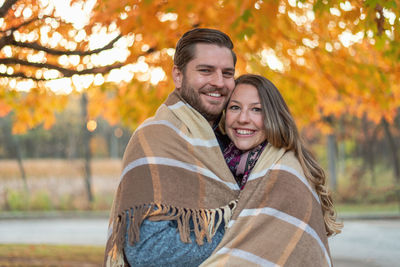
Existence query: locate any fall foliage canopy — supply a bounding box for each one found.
[0,0,399,134]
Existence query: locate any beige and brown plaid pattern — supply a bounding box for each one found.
[201,149,332,267]
[104,90,331,267]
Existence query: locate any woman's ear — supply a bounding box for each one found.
[172,65,183,89]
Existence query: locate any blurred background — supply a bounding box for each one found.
[0,0,399,266]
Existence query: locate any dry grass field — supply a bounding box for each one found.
[0,158,122,211]
[0,244,104,266]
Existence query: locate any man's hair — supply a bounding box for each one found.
[174,28,237,71]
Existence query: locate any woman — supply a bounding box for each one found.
[226,73,341,233]
[202,74,342,266]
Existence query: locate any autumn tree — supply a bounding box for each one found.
[0,0,127,203]
[1,0,399,198]
[86,0,400,187]
[3,0,398,132]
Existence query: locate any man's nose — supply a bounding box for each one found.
[209,71,224,88]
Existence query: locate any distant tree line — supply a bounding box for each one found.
[0,95,132,159]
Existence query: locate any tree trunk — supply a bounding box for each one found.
[81,93,93,204]
[381,118,400,212]
[382,119,400,183]
[362,116,377,185]
[110,127,119,158]
[337,118,346,180]
[327,133,337,191]
[1,118,28,192]
[14,137,28,192]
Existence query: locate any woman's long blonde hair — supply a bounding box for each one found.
[235,74,342,236]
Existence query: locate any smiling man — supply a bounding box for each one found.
[105,28,238,267]
[173,42,235,125]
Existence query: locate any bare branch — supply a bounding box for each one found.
[75,63,124,75]
[0,58,124,79]
[0,34,12,50]
[0,57,73,74]
[8,34,123,56]
[0,16,48,34]
[0,0,18,18]
[0,72,45,81]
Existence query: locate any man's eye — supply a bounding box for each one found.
[199,69,211,73]
[223,72,234,78]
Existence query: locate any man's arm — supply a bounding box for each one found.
[124,215,225,267]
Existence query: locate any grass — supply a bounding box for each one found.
[0,158,120,211]
[336,202,400,214]
[0,158,121,180]
[1,158,399,213]
[0,244,104,266]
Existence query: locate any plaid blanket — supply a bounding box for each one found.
[104,90,331,267]
[200,148,332,266]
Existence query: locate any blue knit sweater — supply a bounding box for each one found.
[124,215,225,266]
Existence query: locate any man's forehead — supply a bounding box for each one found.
[191,43,234,67]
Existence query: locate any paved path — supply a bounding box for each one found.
[329,219,400,267]
[0,217,108,246]
[1,217,400,266]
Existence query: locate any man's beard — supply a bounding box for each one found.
[179,77,226,123]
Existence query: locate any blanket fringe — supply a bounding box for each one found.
[109,200,237,265]
[106,244,125,267]
[107,200,237,267]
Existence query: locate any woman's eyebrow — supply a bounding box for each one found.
[229,99,261,105]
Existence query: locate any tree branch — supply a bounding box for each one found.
[375,4,385,36]
[0,16,47,35]
[0,0,18,18]
[0,72,45,81]
[0,34,12,50]
[9,34,123,56]
[0,58,124,79]
[0,12,122,56]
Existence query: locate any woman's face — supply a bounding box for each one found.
[225,83,267,151]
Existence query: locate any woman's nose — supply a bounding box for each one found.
[238,110,249,123]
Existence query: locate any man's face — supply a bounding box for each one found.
[173,43,235,125]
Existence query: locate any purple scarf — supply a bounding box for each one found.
[223,141,267,190]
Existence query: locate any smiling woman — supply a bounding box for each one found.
[196,74,343,266]
[225,82,267,151]
[221,73,342,233]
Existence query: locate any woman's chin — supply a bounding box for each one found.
[234,142,255,151]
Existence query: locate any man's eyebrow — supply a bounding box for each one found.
[195,65,235,72]
[195,64,214,69]
[223,67,235,72]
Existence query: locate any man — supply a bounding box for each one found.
[105,28,238,266]
[172,30,236,126]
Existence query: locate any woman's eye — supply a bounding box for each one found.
[252,107,262,112]
[228,105,240,110]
